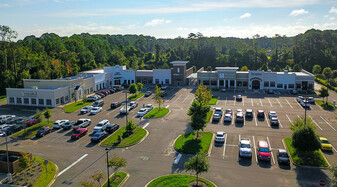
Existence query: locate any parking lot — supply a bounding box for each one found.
[0,86,336,186]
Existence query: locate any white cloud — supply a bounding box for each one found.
[289,9,309,16]
[177,27,188,31]
[144,19,171,27]
[239,13,251,19]
[0,3,10,7]
[329,7,337,14]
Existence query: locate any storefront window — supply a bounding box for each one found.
[72,93,75,99]
[46,99,52,105]
[24,98,29,104]
[309,84,313,89]
[56,98,60,105]
[296,83,301,89]
[9,97,14,103]
[84,90,87,94]
[243,81,248,86]
[203,80,209,85]
[31,98,36,105]
[65,96,69,102]
[211,81,217,85]
[270,82,275,87]
[237,81,242,86]
[16,98,22,104]
[39,99,44,105]
[288,84,295,88]
[264,81,269,87]
[165,79,169,84]
[155,79,159,84]
[90,88,93,93]
[277,84,283,88]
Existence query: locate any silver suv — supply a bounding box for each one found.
[239,138,252,158]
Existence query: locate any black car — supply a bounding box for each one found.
[236,95,242,101]
[106,124,120,134]
[91,132,108,142]
[63,121,76,130]
[3,124,23,135]
[36,127,51,137]
[5,117,18,124]
[160,91,167,97]
[277,149,290,165]
[16,117,25,124]
[111,102,121,109]
[145,91,152,97]
[109,88,116,93]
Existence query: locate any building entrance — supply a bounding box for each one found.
[252,80,260,89]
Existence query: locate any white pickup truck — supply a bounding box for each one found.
[73,119,91,130]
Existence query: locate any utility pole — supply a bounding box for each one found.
[5,132,11,182]
[105,148,110,187]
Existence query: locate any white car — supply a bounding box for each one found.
[271,117,279,126]
[80,106,93,114]
[145,104,153,111]
[269,111,277,119]
[0,115,15,124]
[236,109,243,114]
[215,131,225,143]
[239,138,252,158]
[90,107,103,115]
[53,119,69,129]
[223,113,232,122]
[137,108,148,117]
[93,119,109,132]
[161,85,168,90]
[120,105,131,114]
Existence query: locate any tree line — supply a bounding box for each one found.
[0,25,337,94]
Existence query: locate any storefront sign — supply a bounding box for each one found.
[22,91,37,97]
[219,73,224,78]
[250,72,262,76]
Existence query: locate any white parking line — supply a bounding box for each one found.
[265,113,270,127]
[254,114,258,126]
[143,123,150,129]
[259,99,263,106]
[174,154,182,164]
[278,119,283,128]
[165,105,170,108]
[225,97,227,106]
[243,98,245,106]
[294,99,302,107]
[168,94,175,100]
[267,137,275,165]
[239,134,241,142]
[286,114,294,126]
[285,99,293,109]
[223,133,227,159]
[173,95,182,103]
[276,99,283,108]
[251,98,254,106]
[268,98,273,107]
[58,154,88,177]
[297,115,302,120]
[252,136,258,163]
[234,98,236,106]
[182,95,189,103]
[320,116,337,131]
[309,116,323,130]
[332,145,337,154]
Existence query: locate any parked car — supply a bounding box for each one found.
[239,138,252,158]
[62,121,76,130]
[137,108,148,117]
[245,109,253,118]
[87,95,99,101]
[16,117,25,124]
[215,131,225,143]
[291,90,298,95]
[92,100,104,107]
[236,95,242,101]
[235,112,244,123]
[96,93,105,98]
[301,100,310,108]
[145,91,152,97]
[268,89,274,94]
[258,141,271,162]
[297,96,304,102]
[110,102,121,109]
[270,117,279,126]
[268,111,277,119]
[223,113,232,122]
[27,118,39,126]
[0,115,15,124]
[5,117,19,124]
[80,106,93,114]
[308,97,315,104]
[53,120,69,129]
[320,136,332,151]
[225,109,232,115]
[35,127,51,137]
[93,120,110,133]
[212,108,223,122]
[73,119,91,130]
[0,124,11,131]
[91,132,108,143]
[128,102,138,109]
[220,88,227,92]
[257,110,265,118]
[106,123,120,134]
[90,107,103,115]
[71,128,88,140]
[277,149,290,165]
[2,124,24,135]
[161,85,168,90]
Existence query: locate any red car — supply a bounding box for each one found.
[27,118,38,126]
[71,128,88,140]
[258,141,271,162]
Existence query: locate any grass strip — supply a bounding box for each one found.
[174,132,213,155]
[144,107,169,118]
[0,95,6,101]
[102,172,127,187]
[11,121,54,139]
[284,137,328,167]
[315,100,336,110]
[63,101,93,113]
[147,174,215,187]
[33,157,57,187]
[101,126,146,147]
[209,96,218,105]
[128,93,145,101]
[206,110,213,123]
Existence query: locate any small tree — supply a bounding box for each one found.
[261,64,268,71]
[292,125,321,156]
[240,66,248,71]
[108,155,127,181]
[91,171,104,186]
[184,154,210,187]
[323,67,333,82]
[155,85,163,111]
[43,108,52,123]
[194,84,212,105]
[19,154,32,171]
[136,82,143,95]
[125,120,136,135]
[192,65,197,73]
[290,117,316,132]
[318,86,329,104]
[312,65,321,75]
[82,96,88,104]
[129,83,137,95]
[187,101,210,138]
[34,110,43,123]
[273,65,281,72]
[293,64,301,72]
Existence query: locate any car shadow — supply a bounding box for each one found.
[321,150,334,155]
[115,114,125,119]
[86,142,97,147]
[271,125,280,129]
[238,157,252,166]
[214,142,223,147]
[278,163,291,170]
[258,161,272,168]
[245,117,253,121]
[257,118,265,122]
[67,139,76,143]
[64,131,74,136]
[57,129,68,133]
[235,122,244,128]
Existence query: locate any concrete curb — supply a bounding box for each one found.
[173,132,213,157]
[129,93,145,102]
[100,129,149,149]
[47,161,59,187]
[207,133,215,156]
[144,174,217,187]
[101,172,129,187]
[144,108,170,119]
[282,138,330,169]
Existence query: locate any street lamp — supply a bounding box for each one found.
[5,132,11,182]
[124,89,129,126]
[304,106,307,125]
[105,148,110,187]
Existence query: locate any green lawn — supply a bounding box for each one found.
[147,174,215,187]
[128,93,145,101]
[101,126,147,147]
[0,95,6,101]
[284,137,328,167]
[102,172,127,187]
[33,157,57,187]
[144,107,169,118]
[206,110,213,123]
[175,132,213,155]
[11,121,54,139]
[315,100,336,110]
[63,101,93,113]
[209,96,218,105]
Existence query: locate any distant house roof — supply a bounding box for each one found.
[170,61,189,65]
[215,67,239,70]
[80,69,104,74]
[136,70,153,77]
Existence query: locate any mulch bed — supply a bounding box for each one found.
[2,161,43,186]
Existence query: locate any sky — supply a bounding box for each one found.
[1,0,337,40]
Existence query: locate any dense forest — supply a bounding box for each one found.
[0,25,337,94]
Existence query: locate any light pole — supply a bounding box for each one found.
[304,106,307,125]
[105,148,110,187]
[124,89,128,126]
[5,132,11,182]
